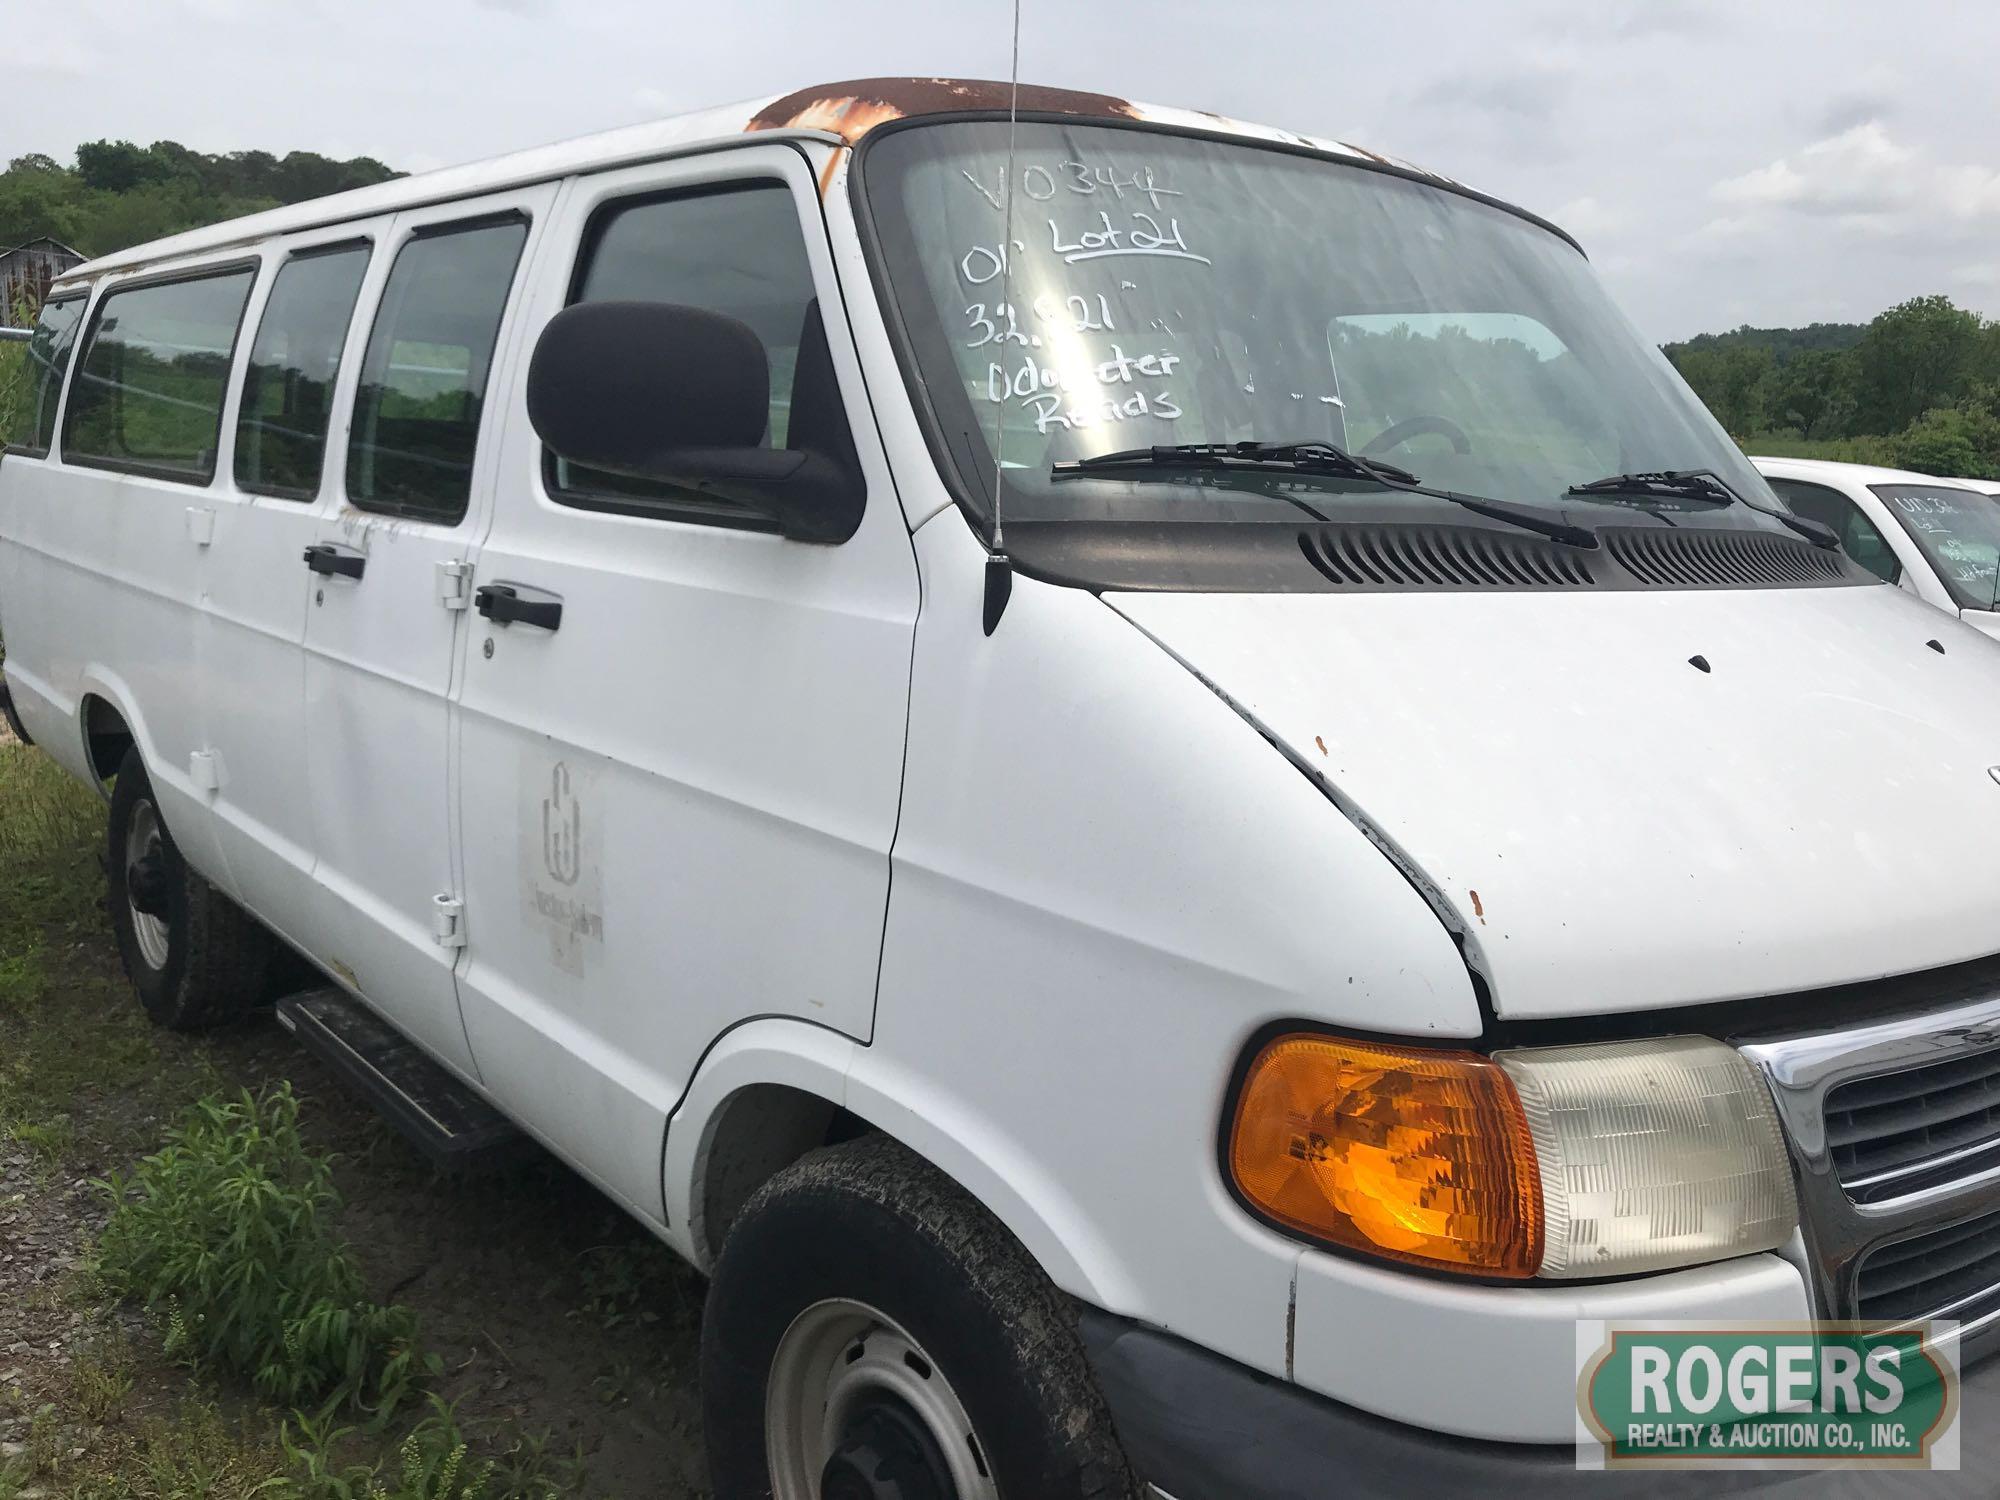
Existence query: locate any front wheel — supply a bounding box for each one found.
[106,747,272,1030]
[701,1136,1137,1500]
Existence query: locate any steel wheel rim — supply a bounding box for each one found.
[126,799,171,970]
[765,1297,996,1500]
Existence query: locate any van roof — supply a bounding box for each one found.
[55,77,1510,290]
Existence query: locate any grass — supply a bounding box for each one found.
[0,741,592,1497]
[0,745,189,1167]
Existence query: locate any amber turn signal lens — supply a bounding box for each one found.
[1228,1033,1543,1276]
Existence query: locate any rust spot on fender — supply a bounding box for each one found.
[1469,890,1485,924]
[1314,735,1327,755]
[746,77,1140,144]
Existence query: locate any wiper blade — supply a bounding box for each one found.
[1570,467,1839,550]
[1568,469,1736,504]
[1053,440,1419,486]
[1570,468,1839,549]
[1055,439,1599,548]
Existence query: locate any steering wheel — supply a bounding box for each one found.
[1358,415,1472,458]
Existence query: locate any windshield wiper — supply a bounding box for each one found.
[1054,440,1600,548]
[1569,468,1840,549]
[1055,440,1419,483]
[1568,469,1737,505]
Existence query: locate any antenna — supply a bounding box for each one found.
[982,0,1022,636]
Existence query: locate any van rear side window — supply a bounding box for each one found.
[346,217,527,524]
[549,183,819,521]
[3,294,86,458]
[235,242,371,500]
[62,266,256,484]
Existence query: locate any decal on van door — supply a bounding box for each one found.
[521,751,605,977]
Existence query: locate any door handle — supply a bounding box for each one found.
[474,583,562,631]
[302,543,366,580]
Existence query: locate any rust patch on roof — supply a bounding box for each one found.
[746,77,1139,144]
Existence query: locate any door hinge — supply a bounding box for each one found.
[436,560,473,610]
[431,894,466,949]
[185,507,215,547]
[189,748,222,794]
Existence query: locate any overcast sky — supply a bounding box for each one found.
[6,0,1997,342]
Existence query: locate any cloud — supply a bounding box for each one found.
[1813,91,1896,136]
[1712,121,1915,216]
[1708,120,2000,233]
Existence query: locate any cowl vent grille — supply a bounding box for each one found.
[1298,526,1596,589]
[1604,526,1846,587]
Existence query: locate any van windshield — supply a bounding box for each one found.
[1871,483,2000,611]
[860,120,1775,530]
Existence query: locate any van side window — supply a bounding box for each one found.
[62,266,256,484]
[346,217,528,524]
[3,294,86,458]
[1767,477,1901,584]
[234,242,371,500]
[549,183,825,521]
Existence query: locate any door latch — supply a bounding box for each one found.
[436,560,473,610]
[185,507,215,547]
[431,894,466,949]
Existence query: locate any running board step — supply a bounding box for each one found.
[275,988,523,1171]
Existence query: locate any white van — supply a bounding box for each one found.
[1755,455,2000,640]
[4,79,1998,1498]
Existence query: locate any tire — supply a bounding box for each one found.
[106,747,272,1030]
[702,1135,1138,1500]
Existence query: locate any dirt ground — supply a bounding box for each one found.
[0,726,713,1496]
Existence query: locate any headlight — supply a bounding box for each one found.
[1227,1032,1797,1279]
[1494,1035,1799,1278]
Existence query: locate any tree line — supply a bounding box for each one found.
[1664,294,2000,478]
[0,140,399,264]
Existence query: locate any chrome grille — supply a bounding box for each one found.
[1825,1046,2000,1194]
[1739,990,2000,1364]
[1858,1208,2000,1325]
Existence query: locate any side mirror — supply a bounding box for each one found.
[525,300,863,543]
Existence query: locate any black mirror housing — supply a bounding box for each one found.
[525,300,863,544]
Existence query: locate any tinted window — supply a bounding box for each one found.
[63,268,255,483]
[1766,477,1901,584]
[234,244,370,499]
[551,184,818,517]
[4,295,85,456]
[347,218,527,523]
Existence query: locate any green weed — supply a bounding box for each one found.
[56,1398,289,1500]
[96,1086,439,1418]
[275,1397,572,1500]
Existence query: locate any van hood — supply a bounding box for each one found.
[1109,583,2000,1019]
